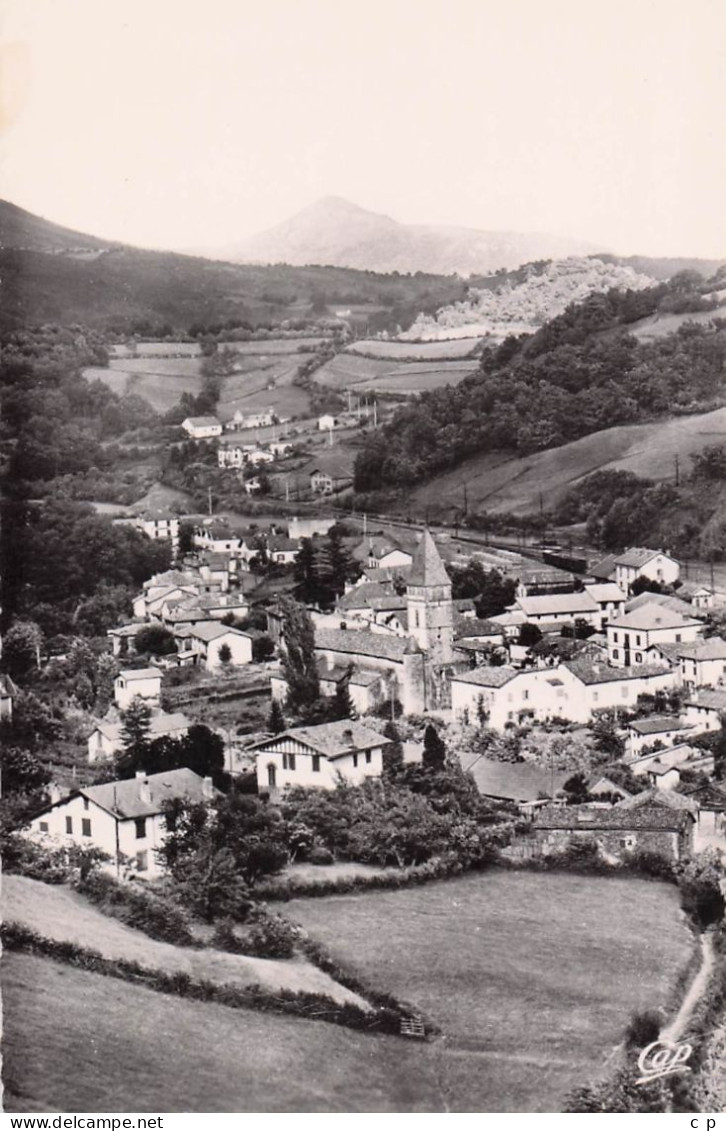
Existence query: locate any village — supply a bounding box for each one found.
[13,444,726,879]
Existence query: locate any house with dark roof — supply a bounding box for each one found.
[677,637,726,688]
[512,591,601,628]
[530,799,694,862]
[28,769,217,878]
[463,758,569,811]
[249,719,390,792]
[87,710,190,762]
[174,622,252,669]
[681,689,726,733]
[613,548,679,594]
[625,715,695,757]
[114,668,162,710]
[606,601,703,668]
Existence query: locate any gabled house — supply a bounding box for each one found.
[174,623,252,669]
[681,689,726,733]
[606,602,703,668]
[87,710,190,762]
[182,416,222,439]
[677,637,726,689]
[613,548,680,594]
[512,591,601,628]
[625,716,695,757]
[114,668,162,710]
[250,719,390,793]
[27,769,217,878]
[582,582,627,629]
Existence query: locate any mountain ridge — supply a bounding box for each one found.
[194,195,606,276]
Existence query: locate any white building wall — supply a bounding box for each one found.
[114,675,161,710]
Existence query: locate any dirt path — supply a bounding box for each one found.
[661,932,716,1042]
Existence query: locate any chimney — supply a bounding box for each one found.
[49,784,62,805]
[202,775,214,799]
[343,728,354,745]
[135,770,151,804]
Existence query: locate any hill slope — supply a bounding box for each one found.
[213,195,602,276]
[409,406,726,518]
[0,199,469,333]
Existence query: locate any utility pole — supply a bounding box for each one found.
[208,487,213,516]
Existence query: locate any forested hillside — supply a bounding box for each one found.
[354,272,726,495]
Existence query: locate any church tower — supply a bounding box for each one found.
[406,529,454,667]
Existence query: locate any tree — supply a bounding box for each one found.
[331,667,355,720]
[293,538,320,603]
[562,772,590,805]
[317,525,357,602]
[218,643,233,667]
[422,723,446,770]
[118,724,226,784]
[268,699,286,734]
[252,634,275,663]
[518,622,542,647]
[2,620,43,679]
[382,720,404,776]
[0,744,51,796]
[135,624,178,656]
[119,696,153,761]
[279,596,320,711]
[177,521,196,557]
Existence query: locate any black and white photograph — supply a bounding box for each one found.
[1,0,725,1116]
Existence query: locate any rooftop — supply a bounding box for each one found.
[563,659,671,685]
[685,689,726,710]
[588,553,619,581]
[609,603,701,632]
[614,547,675,569]
[516,592,599,616]
[627,715,689,735]
[250,719,388,760]
[407,529,451,588]
[452,666,519,688]
[315,628,408,663]
[80,768,214,820]
[117,668,161,682]
[184,415,221,428]
[677,637,726,661]
[465,759,569,802]
[583,582,625,603]
[533,801,691,832]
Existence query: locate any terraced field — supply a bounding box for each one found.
[346,338,481,360]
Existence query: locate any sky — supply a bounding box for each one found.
[1,0,725,258]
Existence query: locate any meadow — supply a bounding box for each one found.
[83,358,203,413]
[286,869,692,1112]
[346,338,481,360]
[2,870,691,1112]
[409,405,726,518]
[315,351,477,395]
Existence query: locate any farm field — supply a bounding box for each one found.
[218,359,311,420]
[315,352,476,394]
[110,341,202,358]
[347,338,481,360]
[219,337,324,354]
[410,405,726,518]
[2,954,435,1113]
[286,869,692,1113]
[83,358,203,413]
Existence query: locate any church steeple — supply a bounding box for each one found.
[406,529,454,665]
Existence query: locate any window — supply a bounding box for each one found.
[353,753,358,768]
[82,819,92,837]
[135,817,147,839]
[136,850,148,872]
[613,632,618,643]
[592,691,599,703]
[283,752,296,771]
[635,653,642,663]
[83,797,89,811]
[675,634,682,643]
[612,649,619,660]
[65,816,73,835]
[40,821,49,833]
[522,689,529,701]
[365,750,372,764]
[636,635,641,646]
[312,755,321,773]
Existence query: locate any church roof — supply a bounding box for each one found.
[407,530,451,588]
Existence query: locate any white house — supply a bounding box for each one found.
[613,548,680,594]
[677,638,726,689]
[175,623,252,669]
[513,591,601,628]
[606,603,703,668]
[626,742,711,782]
[451,659,678,731]
[318,414,337,431]
[114,669,162,710]
[133,511,180,552]
[194,522,241,554]
[27,769,216,878]
[182,416,222,439]
[582,582,627,628]
[249,719,389,793]
[218,444,253,469]
[267,535,300,564]
[87,710,190,762]
[681,689,726,733]
[231,409,274,431]
[624,716,695,758]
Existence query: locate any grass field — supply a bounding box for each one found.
[347,339,481,360]
[411,405,726,518]
[110,341,202,358]
[315,352,476,395]
[285,869,692,1113]
[2,875,360,1005]
[628,306,726,342]
[2,954,435,1114]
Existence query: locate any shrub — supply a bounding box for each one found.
[308,845,334,866]
[245,911,299,959]
[625,1008,661,1050]
[77,871,196,946]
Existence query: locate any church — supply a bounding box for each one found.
[272,530,466,716]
